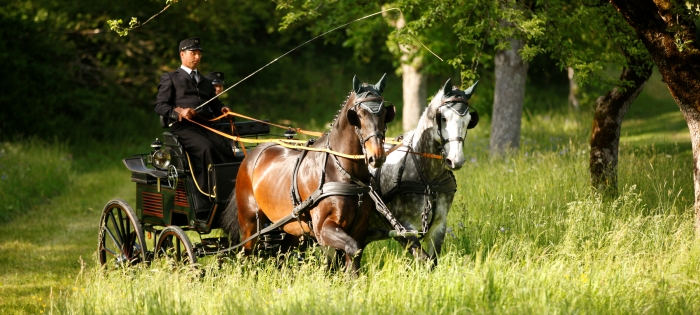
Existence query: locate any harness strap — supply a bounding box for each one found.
[216,181,370,254]
[290,149,309,206]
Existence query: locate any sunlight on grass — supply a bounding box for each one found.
[44,112,700,314]
[4,72,700,313]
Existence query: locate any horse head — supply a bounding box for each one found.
[425,78,479,170]
[340,73,396,168]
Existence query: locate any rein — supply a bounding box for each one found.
[217,95,414,254]
[192,110,447,160]
[183,116,366,160]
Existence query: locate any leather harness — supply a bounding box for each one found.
[218,93,410,253]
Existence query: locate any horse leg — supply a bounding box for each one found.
[364,229,391,244]
[235,185,265,256]
[394,236,431,262]
[422,199,451,266]
[318,220,362,274]
[422,219,447,267]
[320,246,343,271]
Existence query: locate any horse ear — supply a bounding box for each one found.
[353,75,362,94]
[467,110,479,129]
[347,109,360,127]
[374,73,387,93]
[464,80,478,99]
[442,78,452,95]
[384,105,396,123]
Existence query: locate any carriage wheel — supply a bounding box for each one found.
[98,199,148,269]
[155,226,198,267]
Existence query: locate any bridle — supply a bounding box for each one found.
[435,95,475,155]
[351,93,389,158]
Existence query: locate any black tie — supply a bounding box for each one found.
[191,70,198,82]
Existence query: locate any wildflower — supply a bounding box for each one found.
[580,273,588,283]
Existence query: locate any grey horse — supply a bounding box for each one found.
[368,78,478,265]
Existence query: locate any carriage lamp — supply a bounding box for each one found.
[151,138,163,151]
[152,149,171,170]
[284,128,297,139]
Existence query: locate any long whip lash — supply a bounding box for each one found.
[194,7,442,112]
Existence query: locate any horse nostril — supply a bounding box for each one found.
[445,158,453,167]
[368,156,375,165]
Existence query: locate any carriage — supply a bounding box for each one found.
[97,120,272,268]
[97,75,477,271]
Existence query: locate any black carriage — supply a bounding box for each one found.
[97,120,270,268]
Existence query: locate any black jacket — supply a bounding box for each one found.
[154,68,224,125]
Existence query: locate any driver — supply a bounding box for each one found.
[154,37,236,218]
[204,71,225,95]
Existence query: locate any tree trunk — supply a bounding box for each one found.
[589,58,652,196]
[401,64,427,132]
[609,0,700,231]
[490,24,529,157]
[567,67,580,110]
[388,11,428,132]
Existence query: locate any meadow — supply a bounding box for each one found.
[1,71,698,314]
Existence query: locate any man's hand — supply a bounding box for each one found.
[221,107,231,115]
[174,107,197,122]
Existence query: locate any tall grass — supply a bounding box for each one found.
[46,109,700,314]
[0,139,72,223]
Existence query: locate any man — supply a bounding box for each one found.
[204,71,225,95]
[154,37,235,218]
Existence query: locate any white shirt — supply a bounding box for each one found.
[180,65,200,82]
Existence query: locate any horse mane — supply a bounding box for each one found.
[311,91,355,148]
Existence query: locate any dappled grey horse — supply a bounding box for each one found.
[368,78,478,264]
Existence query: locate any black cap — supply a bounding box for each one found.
[204,72,224,85]
[179,37,203,52]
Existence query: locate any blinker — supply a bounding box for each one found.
[441,100,470,116]
[354,92,385,114]
[356,102,385,114]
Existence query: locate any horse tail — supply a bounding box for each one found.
[220,190,241,243]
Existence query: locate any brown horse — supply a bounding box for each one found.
[221,74,395,273]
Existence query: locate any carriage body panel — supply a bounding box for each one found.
[99,120,271,269]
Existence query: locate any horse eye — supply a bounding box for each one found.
[441,116,447,122]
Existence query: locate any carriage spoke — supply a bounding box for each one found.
[108,211,124,243]
[104,224,123,250]
[117,208,127,244]
[176,239,182,261]
[98,200,147,269]
[102,247,118,256]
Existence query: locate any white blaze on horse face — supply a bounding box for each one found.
[440,108,467,170]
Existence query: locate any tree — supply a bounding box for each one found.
[607,0,700,231]
[490,19,530,157]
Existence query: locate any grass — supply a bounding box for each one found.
[0,139,72,223]
[2,69,699,314]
